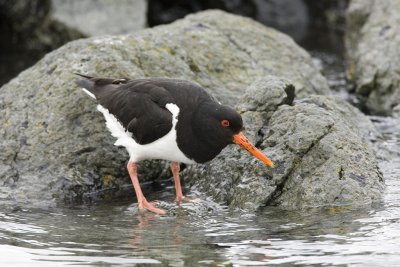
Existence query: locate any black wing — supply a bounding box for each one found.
[76,74,175,145]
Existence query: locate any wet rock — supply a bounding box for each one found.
[304,0,348,32]
[0,10,329,206]
[52,0,147,36]
[184,77,384,210]
[345,0,400,115]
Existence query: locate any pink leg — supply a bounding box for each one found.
[127,161,166,215]
[170,162,184,204]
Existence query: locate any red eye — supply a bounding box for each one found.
[221,120,230,127]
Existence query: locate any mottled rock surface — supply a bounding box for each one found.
[184,76,384,210]
[52,0,147,36]
[0,11,328,206]
[346,0,400,115]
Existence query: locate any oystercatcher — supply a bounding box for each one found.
[75,74,274,215]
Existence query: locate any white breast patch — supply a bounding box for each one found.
[97,103,195,164]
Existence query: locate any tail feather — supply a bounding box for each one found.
[74,73,95,90]
[74,73,93,79]
[74,73,130,100]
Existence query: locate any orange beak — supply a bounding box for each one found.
[233,132,274,168]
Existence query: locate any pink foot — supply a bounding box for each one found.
[176,195,184,205]
[139,200,166,215]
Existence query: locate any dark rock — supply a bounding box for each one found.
[345,0,400,115]
[301,0,348,53]
[0,10,329,206]
[184,77,384,210]
[253,0,309,42]
[304,0,348,32]
[147,0,257,26]
[0,0,51,34]
[148,0,309,42]
[0,0,148,87]
[0,0,84,85]
[148,0,349,46]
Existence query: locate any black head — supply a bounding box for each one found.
[192,102,243,148]
[190,100,274,167]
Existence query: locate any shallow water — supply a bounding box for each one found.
[1,114,400,266]
[0,173,398,266]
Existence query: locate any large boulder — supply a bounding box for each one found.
[184,76,384,210]
[345,0,400,115]
[0,10,329,206]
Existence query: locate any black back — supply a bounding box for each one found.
[76,74,242,163]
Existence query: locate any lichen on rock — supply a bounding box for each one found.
[184,76,384,210]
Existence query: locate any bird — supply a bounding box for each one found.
[75,74,274,215]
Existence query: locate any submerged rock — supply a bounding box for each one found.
[345,0,400,115]
[0,10,328,206]
[184,76,384,210]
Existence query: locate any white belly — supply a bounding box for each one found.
[97,104,195,164]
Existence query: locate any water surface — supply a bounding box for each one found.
[0,120,399,266]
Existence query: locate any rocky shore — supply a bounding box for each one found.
[0,8,388,211]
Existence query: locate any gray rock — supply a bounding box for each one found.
[345,0,400,115]
[184,77,384,210]
[0,10,329,206]
[52,0,147,36]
